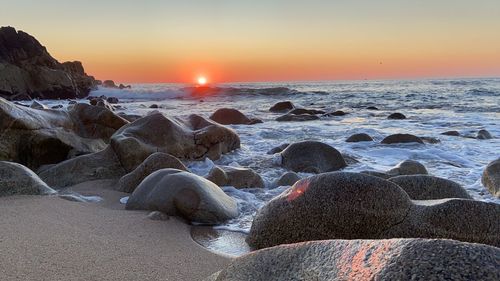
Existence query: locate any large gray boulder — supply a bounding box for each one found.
[247,172,499,249]
[0,161,55,196]
[381,134,424,144]
[269,101,295,113]
[0,98,128,169]
[482,158,500,198]
[209,108,261,125]
[280,141,347,173]
[126,169,238,224]
[346,133,373,142]
[207,239,500,281]
[117,152,188,193]
[387,160,428,176]
[39,113,240,187]
[206,165,265,189]
[389,175,472,200]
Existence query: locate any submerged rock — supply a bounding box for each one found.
[209,108,262,125]
[0,161,54,196]
[482,158,500,198]
[39,113,240,187]
[280,141,347,173]
[206,166,265,189]
[389,175,471,200]
[0,98,128,169]
[247,172,499,249]
[275,114,319,122]
[346,133,373,142]
[387,160,428,176]
[274,172,301,187]
[323,110,347,116]
[266,143,289,155]
[441,130,460,136]
[477,129,493,140]
[126,169,238,224]
[388,112,407,119]
[288,108,325,115]
[207,239,500,281]
[269,101,295,113]
[0,26,97,100]
[381,134,424,144]
[117,152,188,193]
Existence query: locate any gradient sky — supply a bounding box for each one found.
[2,0,500,83]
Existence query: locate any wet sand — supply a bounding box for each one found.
[0,180,230,281]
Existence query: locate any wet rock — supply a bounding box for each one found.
[209,108,262,125]
[106,97,119,104]
[389,175,471,200]
[388,112,407,119]
[360,170,392,179]
[126,169,238,224]
[208,239,500,281]
[346,133,373,142]
[206,166,265,189]
[387,160,428,176]
[280,141,347,173]
[288,108,325,115]
[0,98,128,169]
[266,143,289,155]
[247,172,499,249]
[0,27,97,100]
[149,104,159,109]
[381,134,424,144]
[39,113,240,187]
[421,136,441,144]
[275,172,300,187]
[482,158,500,198]
[117,152,188,193]
[477,129,493,140]
[276,114,319,122]
[0,161,55,196]
[117,112,142,122]
[441,130,460,136]
[323,110,347,116]
[51,104,63,109]
[366,106,379,110]
[269,101,295,113]
[102,80,117,88]
[30,100,48,110]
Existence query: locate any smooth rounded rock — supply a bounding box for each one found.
[275,172,301,187]
[441,130,460,136]
[381,134,424,144]
[269,101,295,113]
[280,141,347,173]
[0,161,55,196]
[346,133,373,142]
[388,112,406,119]
[206,166,265,189]
[477,129,493,140]
[209,108,261,125]
[389,175,472,200]
[276,114,319,122]
[482,158,500,198]
[126,169,238,224]
[387,160,428,176]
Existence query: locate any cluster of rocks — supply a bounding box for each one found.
[101,79,131,89]
[0,26,98,100]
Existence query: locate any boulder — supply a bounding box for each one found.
[346,133,373,142]
[269,101,295,112]
[288,108,325,115]
[275,172,300,187]
[0,27,97,100]
[206,166,265,189]
[0,98,128,169]
[441,130,460,136]
[126,169,238,224]
[360,170,392,179]
[323,110,347,116]
[388,175,472,200]
[102,80,117,88]
[477,129,493,140]
[482,158,500,197]
[388,112,406,119]
[207,239,500,281]
[381,134,424,144]
[39,113,240,187]
[387,160,428,176]
[90,97,114,111]
[106,97,119,104]
[30,100,48,110]
[117,152,188,193]
[366,106,379,110]
[209,108,262,125]
[421,136,441,144]
[0,161,55,196]
[280,141,347,173]
[247,172,499,249]
[276,114,319,122]
[149,104,159,109]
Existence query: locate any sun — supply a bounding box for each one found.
[197,76,207,85]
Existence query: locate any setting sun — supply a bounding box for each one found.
[197,76,207,85]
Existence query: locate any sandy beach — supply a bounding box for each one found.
[0,180,229,281]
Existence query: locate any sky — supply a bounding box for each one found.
[1,0,500,83]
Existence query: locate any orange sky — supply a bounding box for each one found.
[2,0,500,83]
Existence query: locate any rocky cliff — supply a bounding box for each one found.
[0,26,97,100]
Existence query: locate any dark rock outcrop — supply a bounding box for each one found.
[247,172,499,249]
[126,168,238,224]
[0,26,97,100]
[280,141,347,173]
[477,129,493,140]
[269,101,295,113]
[381,134,424,144]
[207,239,500,281]
[276,114,319,122]
[388,112,406,119]
[209,108,262,125]
[323,110,347,117]
[346,133,373,142]
[441,130,460,136]
[206,165,265,189]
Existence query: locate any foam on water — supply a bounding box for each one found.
[62,78,500,234]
